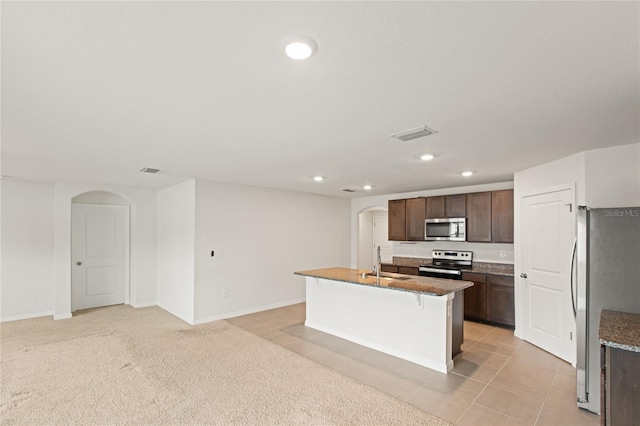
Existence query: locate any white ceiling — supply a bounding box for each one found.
[2,1,639,198]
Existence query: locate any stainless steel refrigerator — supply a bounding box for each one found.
[576,206,640,414]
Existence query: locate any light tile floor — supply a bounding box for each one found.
[227,303,600,425]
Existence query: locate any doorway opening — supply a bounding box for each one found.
[357,208,391,271]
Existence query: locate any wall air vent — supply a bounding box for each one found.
[390,125,437,141]
[140,167,160,174]
[342,188,357,193]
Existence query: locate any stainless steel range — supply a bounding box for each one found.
[419,250,473,280]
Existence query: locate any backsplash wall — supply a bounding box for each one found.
[392,240,514,264]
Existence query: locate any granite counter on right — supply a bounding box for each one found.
[598,309,640,425]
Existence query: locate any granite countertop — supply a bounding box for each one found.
[599,309,640,353]
[387,257,514,276]
[295,267,473,297]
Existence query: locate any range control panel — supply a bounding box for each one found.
[432,250,473,261]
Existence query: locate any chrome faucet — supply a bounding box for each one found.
[374,245,381,283]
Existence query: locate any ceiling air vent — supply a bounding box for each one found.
[342,188,357,193]
[390,125,437,141]
[140,167,160,174]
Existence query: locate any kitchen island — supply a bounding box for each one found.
[294,267,473,373]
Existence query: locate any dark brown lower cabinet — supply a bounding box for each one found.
[380,264,398,273]
[462,272,514,328]
[462,272,487,321]
[602,345,640,425]
[398,266,419,276]
[380,264,419,276]
[486,274,515,326]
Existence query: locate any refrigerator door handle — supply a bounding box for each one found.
[571,237,577,318]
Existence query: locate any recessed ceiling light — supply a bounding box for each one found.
[390,125,437,141]
[420,154,435,161]
[313,176,324,182]
[461,171,474,177]
[282,35,318,60]
[363,185,373,191]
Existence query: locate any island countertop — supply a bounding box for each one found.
[295,267,473,296]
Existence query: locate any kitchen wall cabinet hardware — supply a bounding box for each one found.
[405,198,426,240]
[388,199,406,241]
[426,194,466,219]
[462,272,514,328]
[466,192,492,242]
[492,189,514,243]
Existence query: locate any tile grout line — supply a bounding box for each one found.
[454,329,523,424]
[532,369,559,425]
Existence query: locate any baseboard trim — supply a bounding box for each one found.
[192,297,306,325]
[1,311,54,323]
[54,313,73,320]
[130,301,157,308]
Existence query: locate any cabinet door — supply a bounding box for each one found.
[446,194,466,217]
[466,192,492,242]
[405,198,426,240]
[492,189,514,243]
[426,196,445,219]
[462,272,487,321]
[606,347,640,425]
[486,274,515,327]
[398,266,419,276]
[381,264,398,273]
[388,199,406,241]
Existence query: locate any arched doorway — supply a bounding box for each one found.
[71,191,131,312]
[357,207,391,270]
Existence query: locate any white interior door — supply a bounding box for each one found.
[72,203,129,311]
[520,188,575,363]
[373,216,392,264]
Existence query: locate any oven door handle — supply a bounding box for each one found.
[419,267,461,276]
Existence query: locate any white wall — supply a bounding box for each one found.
[585,143,640,207]
[1,180,55,321]
[53,182,157,318]
[157,179,196,324]
[513,143,640,338]
[350,182,515,265]
[193,180,351,323]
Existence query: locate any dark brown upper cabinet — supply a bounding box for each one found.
[426,194,466,219]
[492,190,514,243]
[466,192,492,242]
[389,189,513,243]
[405,198,426,240]
[388,199,407,241]
[426,196,445,219]
[446,194,466,217]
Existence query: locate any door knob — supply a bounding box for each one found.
[520,273,527,278]
[76,261,82,266]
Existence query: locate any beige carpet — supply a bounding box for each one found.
[1,305,449,425]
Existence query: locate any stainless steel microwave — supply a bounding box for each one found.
[425,217,466,241]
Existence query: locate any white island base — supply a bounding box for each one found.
[304,276,461,374]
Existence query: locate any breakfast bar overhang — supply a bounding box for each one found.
[294,267,473,374]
